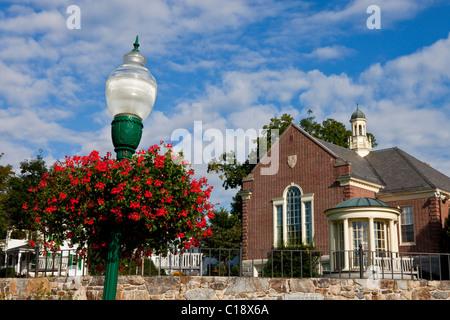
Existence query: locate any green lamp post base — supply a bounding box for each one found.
[102,225,121,300]
[111,114,144,160]
[103,114,143,300]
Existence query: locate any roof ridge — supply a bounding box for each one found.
[394,148,436,189]
[290,123,341,160]
[319,138,385,185]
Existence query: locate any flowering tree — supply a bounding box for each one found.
[23,142,215,265]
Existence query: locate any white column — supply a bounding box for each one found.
[16,252,22,274]
[329,221,335,271]
[390,220,399,256]
[343,218,350,270]
[368,217,375,253]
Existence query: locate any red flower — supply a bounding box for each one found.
[154,180,162,187]
[130,201,140,209]
[24,146,217,262]
[144,190,153,198]
[95,182,105,190]
[129,212,140,221]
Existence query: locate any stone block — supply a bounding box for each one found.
[270,279,289,293]
[412,288,431,300]
[290,279,315,293]
[184,288,217,300]
[145,276,179,294]
[223,278,269,295]
[283,293,324,300]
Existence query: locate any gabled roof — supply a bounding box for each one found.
[318,139,383,186]
[365,147,450,194]
[246,122,450,194]
[318,139,450,194]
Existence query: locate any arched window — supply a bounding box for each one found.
[273,185,314,247]
[286,187,301,244]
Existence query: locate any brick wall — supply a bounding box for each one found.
[383,197,448,253]
[242,125,371,253]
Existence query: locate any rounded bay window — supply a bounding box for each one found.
[324,198,401,272]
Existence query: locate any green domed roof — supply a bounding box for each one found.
[333,197,392,209]
[351,105,366,119]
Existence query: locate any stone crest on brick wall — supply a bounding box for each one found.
[287,155,297,168]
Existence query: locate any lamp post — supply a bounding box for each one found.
[103,36,157,300]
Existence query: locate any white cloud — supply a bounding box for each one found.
[0,9,66,34]
[360,33,450,105]
[305,45,355,61]
[271,0,439,45]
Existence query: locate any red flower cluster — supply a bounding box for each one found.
[23,142,216,263]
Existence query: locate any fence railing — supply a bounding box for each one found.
[0,246,87,278]
[2,246,449,280]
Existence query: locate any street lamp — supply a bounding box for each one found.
[106,36,157,160]
[103,36,157,300]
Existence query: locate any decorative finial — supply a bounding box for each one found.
[133,35,140,51]
[356,103,359,110]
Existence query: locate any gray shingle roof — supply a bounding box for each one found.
[365,148,450,194]
[290,123,450,194]
[317,139,383,186]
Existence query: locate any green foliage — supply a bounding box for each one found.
[263,242,320,278]
[443,217,450,252]
[119,257,166,276]
[4,151,48,231]
[207,151,255,190]
[207,114,294,191]
[201,207,242,249]
[0,153,14,238]
[300,109,378,148]
[0,267,16,278]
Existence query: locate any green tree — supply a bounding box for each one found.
[0,153,14,239]
[4,151,47,232]
[201,207,242,276]
[300,109,377,148]
[201,207,242,249]
[207,113,294,191]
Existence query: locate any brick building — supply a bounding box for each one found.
[239,107,450,274]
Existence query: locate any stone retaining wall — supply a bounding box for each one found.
[1,276,449,300]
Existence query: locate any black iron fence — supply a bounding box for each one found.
[2,246,449,280]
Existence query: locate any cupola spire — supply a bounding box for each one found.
[349,104,372,157]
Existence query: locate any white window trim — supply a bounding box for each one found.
[272,183,314,247]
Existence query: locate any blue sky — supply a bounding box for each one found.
[0,0,449,209]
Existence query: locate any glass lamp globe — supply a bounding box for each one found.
[105,37,157,121]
